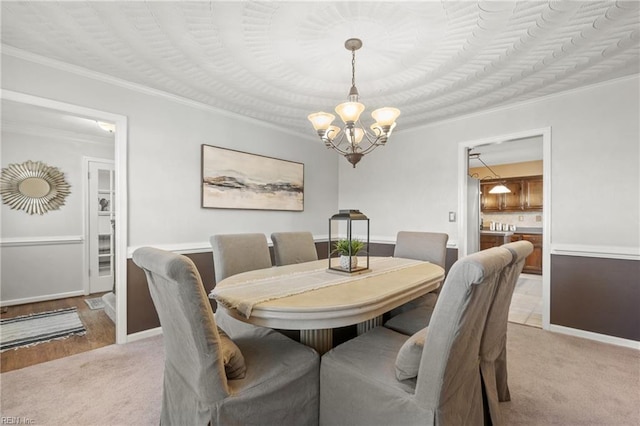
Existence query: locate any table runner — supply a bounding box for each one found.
[210,257,425,318]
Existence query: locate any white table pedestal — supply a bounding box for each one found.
[356,315,383,335]
[300,329,333,354]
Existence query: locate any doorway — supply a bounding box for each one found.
[457,127,551,330]
[1,90,128,345]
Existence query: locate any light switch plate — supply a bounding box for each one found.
[448,212,456,222]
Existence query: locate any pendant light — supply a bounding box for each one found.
[468,153,511,193]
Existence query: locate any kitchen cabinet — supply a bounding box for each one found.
[480,233,512,251]
[511,233,543,275]
[502,181,524,210]
[480,234,505,251]
[480,175,542,212]
[480,183,501,211]
[523,177,543,210]
[481,231,542,275]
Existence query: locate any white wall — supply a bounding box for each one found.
[1,131,114,237]
[1,130,114,303]
[1,54,339,253]
[339,76,640,251]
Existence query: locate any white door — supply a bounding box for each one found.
[88,160,115,294]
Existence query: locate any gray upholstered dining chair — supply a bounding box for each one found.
[481,240,533,426]
[133,247,319,426]
[210,233,273,337]
[271,231,318,266]
[319,247,512,426]
[393,231,449,267]
[386,231,448,325]
[210,233,273,283]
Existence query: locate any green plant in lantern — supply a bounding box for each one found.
[332,238,365,256]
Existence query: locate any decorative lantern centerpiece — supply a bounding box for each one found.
[328,209,370,274]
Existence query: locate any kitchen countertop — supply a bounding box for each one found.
[481,227,543,235]
[512,227,543,234]
[480,230,514,236]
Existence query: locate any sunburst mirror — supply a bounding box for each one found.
[0,160,71,215]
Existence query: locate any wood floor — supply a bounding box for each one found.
[0,293,115,373]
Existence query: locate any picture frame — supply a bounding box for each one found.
[201,144,304,211]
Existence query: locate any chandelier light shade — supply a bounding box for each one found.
[308,38,400,168]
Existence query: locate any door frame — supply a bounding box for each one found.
[457,127,551,330]
[2,90,129,344]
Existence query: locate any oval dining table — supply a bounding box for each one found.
[210,256,444,354]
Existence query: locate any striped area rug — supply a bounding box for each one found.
[0,307,86,352]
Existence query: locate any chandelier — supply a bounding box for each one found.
[308,38,400,168]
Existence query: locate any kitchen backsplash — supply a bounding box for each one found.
[481,212,542,229]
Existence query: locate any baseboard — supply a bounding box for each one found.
[126,326,162,343]
[0,290,85,307]
[548,324,640,350]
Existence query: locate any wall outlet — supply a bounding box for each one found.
[518,216,524,221]
[536,215,542,222]
[448,212,456,222]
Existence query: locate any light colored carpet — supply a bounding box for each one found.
[0,335,163,425]
[501,323,639,425]
[1,325,638,425]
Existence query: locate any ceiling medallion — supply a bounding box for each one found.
[308,38,400,168]
[0,160,71,215]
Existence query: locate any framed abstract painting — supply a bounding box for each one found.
[201,144,304,211]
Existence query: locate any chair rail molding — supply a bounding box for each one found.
[0,235,83,247]
[550,244,640,261]
[126,235,457,258]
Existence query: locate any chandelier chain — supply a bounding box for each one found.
[351,49,356,88]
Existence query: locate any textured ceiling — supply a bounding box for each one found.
[2,1,639,138]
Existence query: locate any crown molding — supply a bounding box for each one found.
[2,45,317,142]
[401,74,640,134]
